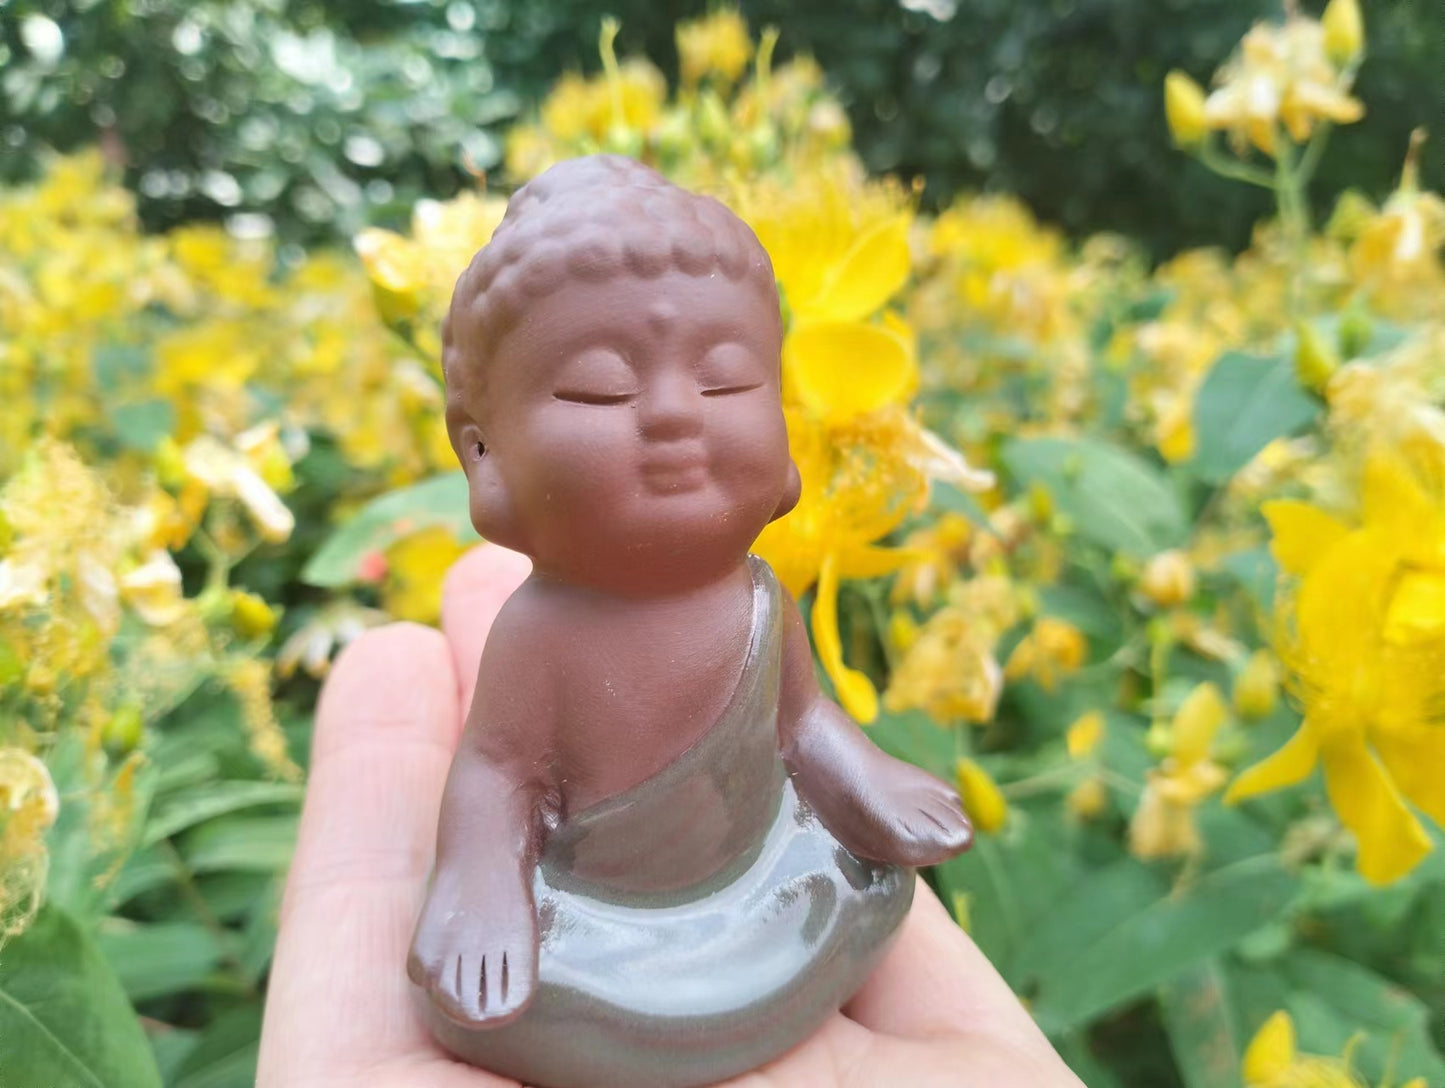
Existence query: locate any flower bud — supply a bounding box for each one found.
[1066,776,1109,821]
[1295,322,1339,394]
[1066,710,1106,759]
[1322,0,1364,66]
[1165,71,1208,147]
[956,758,1008,833]
[104,706,145,757]
[154,437,189,489]
[231,590,279,639]
[1140,549,1196,608]
[1232,650,1280,720]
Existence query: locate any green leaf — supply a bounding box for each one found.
[1158,960,1243,1088]
[1025,855,1295,1034]
[1000,436,1188,557]
[935,806,1085,988]
[97,921,228,1004]
[868,708,956,780]
[107,845,176,908]
[1269,949,1445,1085]
[182,815,297,874]
[112,399,176,452]
[143,780,303,847]
[1189,351,1320,485]
[0,905,163,1088]
[150,1027,199,1085]
[1010,858,1166,984]
[172,1005,263,1088]
[929,480,989,525]
[301,471,475,587]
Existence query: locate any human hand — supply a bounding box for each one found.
[257,544,1084,1088]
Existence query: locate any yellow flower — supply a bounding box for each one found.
[275,599,389,679]
[179,434,295,544]
[1242,1010,1364,1088]
[884,603,1006,725]
[1139,549,1197,608]
[118,551,186,627]
[744,166,990,715]
[1202,15,1364,157]
[0,747,59,938]
[1067,711,1106,759]
[956,758,1008,833]
[1130,683,1229,861]
[1347,131,1445,314]
[1005,617,1087,692]
[1228,451,1445,884]
[381,526,471,626]
[1165,71,1208,146]
[676,10,753,87]
[890,513,974,608]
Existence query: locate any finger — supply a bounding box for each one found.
[260,622,461,1082]
[843,876,1046,1046]
[441,543,533,716]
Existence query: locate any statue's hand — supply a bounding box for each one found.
[408,865,539,1028]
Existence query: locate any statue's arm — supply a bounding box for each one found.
[408,593,558,1027]
[776,586,973,867]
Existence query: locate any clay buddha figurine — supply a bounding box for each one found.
[408,155,974,1088]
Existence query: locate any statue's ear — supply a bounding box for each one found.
[452,419,524,550]
[771,458,802,523]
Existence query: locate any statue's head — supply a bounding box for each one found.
[442,156,800,593]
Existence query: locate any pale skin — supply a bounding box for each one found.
[256,544,1086,1088]
[407,270,972,1026]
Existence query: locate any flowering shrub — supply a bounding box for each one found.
[2,5,1443,1085]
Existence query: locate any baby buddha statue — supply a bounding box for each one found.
[408,155,974,1088]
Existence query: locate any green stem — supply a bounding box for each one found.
[158,839,258,997]
[1272,132,1311,318]
[1001,763,1086,800]
[1295,121,1333,190]
[1199,138,1276,189]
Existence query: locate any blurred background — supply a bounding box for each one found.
[3,0,1441,255]
[3,2,1445,1087]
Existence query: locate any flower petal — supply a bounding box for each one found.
[1320,733,1434,885]
[1260,499,1349,576]
[956,758,1008,833]
[1242,1010,1296,1086]
[1225,723,1321,804]
[786,320,917,423]
[802,213,911,324]
[1371,726,1445,828]
[811,551,879,723]
[1171,682,1228,767]
[1383,569,1445,644]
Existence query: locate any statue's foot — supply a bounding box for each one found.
[408,868,538,1028]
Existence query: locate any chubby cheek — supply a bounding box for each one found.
[709,398,792,510]
[511,405,641,514]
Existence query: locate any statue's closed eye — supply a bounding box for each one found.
[553,390,638,406]
[701,382,764,397]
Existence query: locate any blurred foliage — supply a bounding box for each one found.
[4,5,1445,1088]
[0,0,523,246]
[5,0,1443,254]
